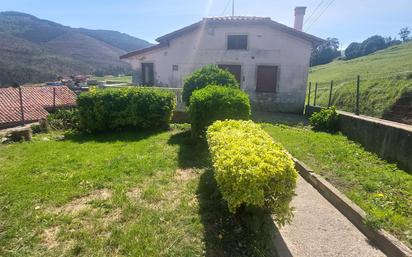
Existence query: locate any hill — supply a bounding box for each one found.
[0,11,151,87]
[308,42,412,124]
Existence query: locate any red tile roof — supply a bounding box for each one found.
[0,86,76,127]
[204,16,271,21]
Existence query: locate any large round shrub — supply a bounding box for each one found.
[182,65,239,104]
[207,120,298,225]
[189,85,250,138]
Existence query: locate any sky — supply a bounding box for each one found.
[1,0,411,49]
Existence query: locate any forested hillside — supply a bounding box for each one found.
[0,11,151,87]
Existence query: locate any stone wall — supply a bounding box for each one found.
[305,105,412,173]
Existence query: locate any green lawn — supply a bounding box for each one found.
[1,115,411,255]
[255,113,412,248]
[308,42,412,118]
[0,126,277,257]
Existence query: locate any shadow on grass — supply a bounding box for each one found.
[168,129,286,257]
[197,170,282,257]
[252,111,309,127]
[64,129,163,143]
[167,130,210,169]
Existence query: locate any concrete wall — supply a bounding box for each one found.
[305,105,412,173]
[125,23,313,113]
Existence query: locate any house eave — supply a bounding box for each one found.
[120,43,169,59]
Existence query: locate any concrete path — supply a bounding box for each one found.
[274,176,386,257]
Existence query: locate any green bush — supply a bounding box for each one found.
[77,87,175,132]
[189,85,250,138]
[30,124,42,134]
[48,108,79,131]
[207,120,298,225]
[309,107,339,133]
[182,65,239,104]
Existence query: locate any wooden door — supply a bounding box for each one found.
[218,64,242,85]
[141,63,154,86]
[256,65,278,92]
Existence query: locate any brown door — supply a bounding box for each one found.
[218,64,242,86]
[142,63,154,85]
[256,65,278,92]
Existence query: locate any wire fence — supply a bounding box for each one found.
[307,69,412,117]
[307,75,362,115]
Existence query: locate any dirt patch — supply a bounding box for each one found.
[41,207,122,250]
[126,187,142,200]
[101,208,122,225]
[52,189,112,215]
[41,226,60,249]
[126,169,199,210]
[174,169,197,182]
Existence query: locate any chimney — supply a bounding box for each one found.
[294,6,306,31]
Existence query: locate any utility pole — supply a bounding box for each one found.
[232,0,235,16]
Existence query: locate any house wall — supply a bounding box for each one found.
[125,24,313,113]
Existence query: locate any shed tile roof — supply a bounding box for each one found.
[0,86,76,127]
[121,16,325,59]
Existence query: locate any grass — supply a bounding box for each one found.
[93,75,132,83]
[308,42,412,118]
[254,113,412,248]
[0,126,278,257]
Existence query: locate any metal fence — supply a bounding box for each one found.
[307,75,362,115]
[152,87,185,111]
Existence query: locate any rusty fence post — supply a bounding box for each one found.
[53,87,56,109]
[19,86,25,126]
[328,80,334,107]
[307,82,312,106]
[355,75,360,115]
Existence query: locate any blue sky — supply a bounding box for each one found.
[1,0,411,48]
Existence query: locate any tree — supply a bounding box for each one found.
[345,42,362,59]
[345,35,389,60]
[310,37,341,66]
[399,27,411,42]
[384,36,401,47]
[362,35,386,55]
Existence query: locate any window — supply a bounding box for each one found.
[172,65,178,71]
[227,35,248,50]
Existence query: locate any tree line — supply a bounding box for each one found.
[311,27,411,66]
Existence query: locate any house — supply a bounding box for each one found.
[120,7,324,113]
[0,86,77,129]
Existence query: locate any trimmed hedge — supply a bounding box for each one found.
[309,107,339,133]
[207,120,297,225]
[77,88,175,132]
[189,85,250,138]
[182,65,239,104]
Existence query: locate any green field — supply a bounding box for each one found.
[308,42,412,121]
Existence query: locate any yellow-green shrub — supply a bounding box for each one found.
[207,120,298,225]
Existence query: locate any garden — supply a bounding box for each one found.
[0,65,411,256]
